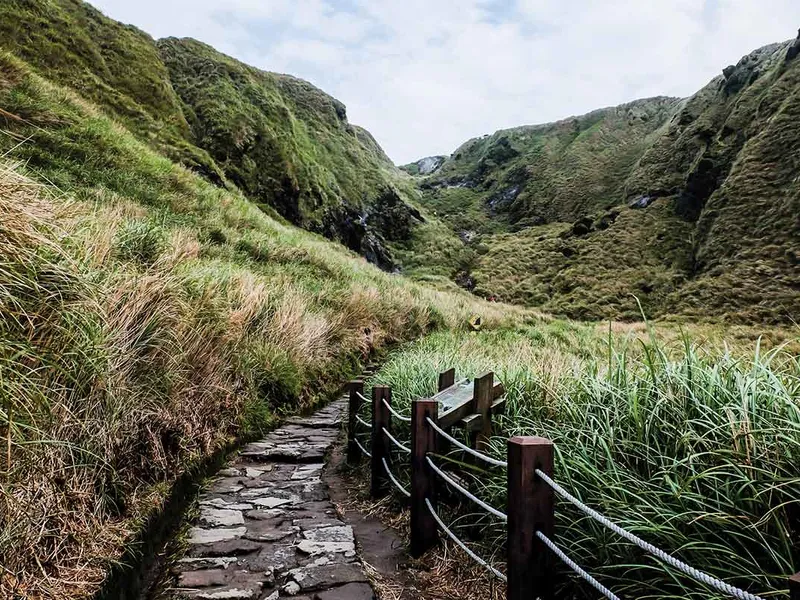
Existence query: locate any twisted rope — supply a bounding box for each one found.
[382,427,410,454]
[355,391,371,404]
[425,498,507,582]
[354,438,371,458]
[355,415,371,429]
[537,531,620,600]
[425,456,507,521]
[535,469,766,600]
[382,457,410,498]
[383,397,411,423]
[426,417,507,468]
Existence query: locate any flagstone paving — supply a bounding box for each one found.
[171,398,375,600]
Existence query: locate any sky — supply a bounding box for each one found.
[91,0,800,164]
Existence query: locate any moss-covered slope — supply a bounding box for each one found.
[410,38,800,323]
[156,37,424,268]
[0,0,424,269]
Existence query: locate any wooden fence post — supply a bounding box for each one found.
[473,372,494,451]
[438,368,455,392]
[411,398,439,557]
[347,380,364,464]
[789,573,800,600]
[370,385,391,498]
[507,436,555,600]
[436,369,455,456]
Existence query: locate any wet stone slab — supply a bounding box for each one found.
[172,397,375,599]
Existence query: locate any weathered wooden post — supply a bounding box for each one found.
[347,380,365,464]
[411,398,439,556]
[789,573,800,600]
[436,369,454,456]
[507,436,555,600]
[438,368,455,392]
[473,372,494,451]
[370,385,391,498]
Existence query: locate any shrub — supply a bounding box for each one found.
[114,219,167,265]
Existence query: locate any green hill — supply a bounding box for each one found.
[0,3,798,595]
[409,38,800,323]
[0,0,427,270]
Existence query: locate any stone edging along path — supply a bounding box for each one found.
[170,396,374,600]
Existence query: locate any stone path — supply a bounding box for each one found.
[171,397,375,600]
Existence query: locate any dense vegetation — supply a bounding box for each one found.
[0,1,798,598]
[368,325,800,599]
[409,38,800,323]
[0,43,522,599]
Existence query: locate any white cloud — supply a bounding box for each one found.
[91,0,800,163]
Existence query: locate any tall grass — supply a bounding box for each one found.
[371,326,800,599]
[0,148,521,597]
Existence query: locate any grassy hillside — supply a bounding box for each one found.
[419,97,678,232]
[0,48,523,599]
[409,37,800,323]
[627,42,800,323]
[157,38,429,268]
[0,0,430,270]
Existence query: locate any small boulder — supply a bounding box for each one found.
[629,195,653,209]
[571,217,593,236]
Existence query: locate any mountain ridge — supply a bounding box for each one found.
[1,0,797,323]
[405,38,800,322]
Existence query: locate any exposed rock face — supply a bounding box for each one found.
[786,29,800,61]
[417,156,446,175]
[401,155,446,175]
[486,185,521,214]
[365,188,425,242]
[629,196,653,209]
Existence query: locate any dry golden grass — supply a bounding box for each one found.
[0,160,525,599]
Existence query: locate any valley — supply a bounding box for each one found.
[0,1,797,599]
[404,39,800,322]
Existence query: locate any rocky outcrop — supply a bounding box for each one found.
[786,29,800,61]
[400,155,446,176]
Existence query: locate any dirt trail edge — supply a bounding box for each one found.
[169,397,374,600]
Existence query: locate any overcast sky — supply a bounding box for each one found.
[92,0,800,164]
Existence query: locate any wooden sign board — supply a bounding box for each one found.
[433,379,474,429]
[434,378,507,430]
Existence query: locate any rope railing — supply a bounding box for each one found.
[354,437,371,458]
[382,427,410,454]
[535,468,768,600]
[425,498,507,582]
[536,531,620,600]
[348,371,787,600]
[383,397,411,423]
[382,457,410,498]
[426,417,508,468]
[425,456,507,521]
